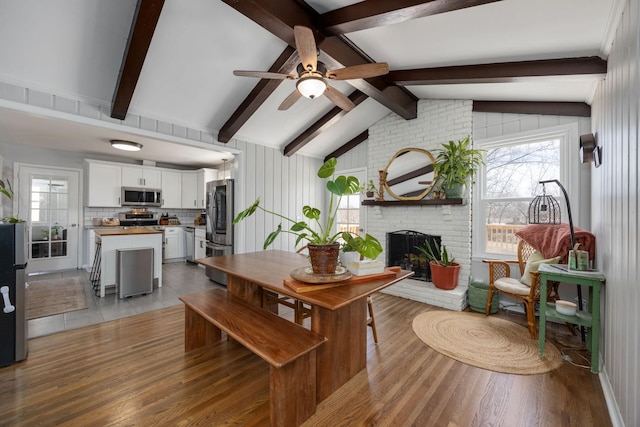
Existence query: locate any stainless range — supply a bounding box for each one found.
[118,209,165,260]
[118,208,159,226]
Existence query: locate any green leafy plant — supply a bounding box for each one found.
[432,135,485,192]
[0,179,13,200]
[0,179,23,223]
[234,158,382,258]
[415,241,456,267]
[363,179,380,198]
[342,232,383,260]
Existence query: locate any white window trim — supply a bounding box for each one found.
[334,166,367,236]
[472,123,580,261]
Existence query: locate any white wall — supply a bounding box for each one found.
[591,0,640,425]
[224,138,324,254]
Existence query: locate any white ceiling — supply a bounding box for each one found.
[0,0,623,166]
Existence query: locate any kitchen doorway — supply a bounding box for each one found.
[15,164,81,273]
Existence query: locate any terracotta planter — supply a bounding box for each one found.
[307,243,340,274]
[429,261,460,290]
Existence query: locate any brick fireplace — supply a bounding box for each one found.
[365,99,473,311]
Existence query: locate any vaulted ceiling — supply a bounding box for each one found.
[0,0,622,167]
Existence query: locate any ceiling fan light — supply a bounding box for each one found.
[296,76,326,99]
[110,139,143,151]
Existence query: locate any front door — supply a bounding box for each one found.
[16,165,80,272]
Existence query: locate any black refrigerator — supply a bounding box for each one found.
[0,222,28,367]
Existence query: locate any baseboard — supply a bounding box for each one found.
[599,367,626,427]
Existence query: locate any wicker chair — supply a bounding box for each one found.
[483,240,559,339]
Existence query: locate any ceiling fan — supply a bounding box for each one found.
[233,25,389,112]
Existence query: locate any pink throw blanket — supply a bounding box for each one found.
[515,224,596,262]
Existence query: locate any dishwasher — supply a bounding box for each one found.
[116,247,154,298]
[184,226,195,263]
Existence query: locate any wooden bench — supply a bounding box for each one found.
[179,288,326,427]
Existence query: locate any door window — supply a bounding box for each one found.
[30,175,69,259]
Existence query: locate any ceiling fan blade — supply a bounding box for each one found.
[278,90,302,111]
[233,70,296,79]
[324,86,355,111]
[294,25,317,72]
[326,63,389,80]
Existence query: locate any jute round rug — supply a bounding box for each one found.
[412,310,563,375]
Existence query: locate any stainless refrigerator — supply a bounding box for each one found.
[0,222,28,367]
[205,179,234,285]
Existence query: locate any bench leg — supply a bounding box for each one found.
[270,350,317,427]
[184,305,221,352]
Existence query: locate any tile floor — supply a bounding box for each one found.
[27,261,222,339]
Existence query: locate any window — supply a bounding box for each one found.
[474,126,572,257]
[335,193,361,236]
[30,175,69,259]
[333,168,366,241]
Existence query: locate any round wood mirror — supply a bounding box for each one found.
[383,148,437,200]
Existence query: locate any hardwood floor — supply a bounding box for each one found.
[0,293,611,426]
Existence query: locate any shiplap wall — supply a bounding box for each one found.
[224,139,324,254]
[591,0,639,425]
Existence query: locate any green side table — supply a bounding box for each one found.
[538,263,605,374]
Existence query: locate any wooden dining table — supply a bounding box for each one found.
[196,250,414,402]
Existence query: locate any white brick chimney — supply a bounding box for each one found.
[366,100,473,311]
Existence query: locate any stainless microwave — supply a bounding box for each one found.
[121,187,162,207]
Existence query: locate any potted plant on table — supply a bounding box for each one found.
[234,158,382,275]
[415,241,460,290]
[432,135,485,199]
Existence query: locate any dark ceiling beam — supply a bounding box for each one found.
[221,0,417,121]
[389,57,607,85]
[319,0,503,35]
[318,36,417,119]
[218,47,299,143]
[284,91,369,157]
[324,130,369,162]
[111,0,165,120]
[473,101,591,117]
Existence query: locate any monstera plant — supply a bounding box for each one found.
[234,158,382,274]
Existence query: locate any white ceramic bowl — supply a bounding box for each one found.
[555,300,577,316]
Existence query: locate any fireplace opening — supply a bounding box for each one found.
[386,230,441,282]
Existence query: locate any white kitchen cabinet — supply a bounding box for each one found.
[194,227,206,260]
[122,166,162,188]
[164,227,184,260]
[86,161,122,207]
[161,170,182,208]
[196,170,206,209]
[181,171,198,208]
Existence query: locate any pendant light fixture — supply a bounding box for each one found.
[110,139,142,152]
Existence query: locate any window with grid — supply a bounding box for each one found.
[335,193,361,237]
[475,133,565,256]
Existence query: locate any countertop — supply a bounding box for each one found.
[86,224,205,230]
[94,228,164,236]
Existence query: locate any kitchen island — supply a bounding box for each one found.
[94,228,163,297]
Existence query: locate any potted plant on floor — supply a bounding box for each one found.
[432,135,485,199]
[234,158,382,275]
[415,241,460,290]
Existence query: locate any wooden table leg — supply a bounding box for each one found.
[312,298,367,402]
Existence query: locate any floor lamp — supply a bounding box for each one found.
[528,179,585,341]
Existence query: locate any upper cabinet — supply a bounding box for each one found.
[85,161,122,207]
[181,171,198,209]
[121,166,162,188]
[161,170,182,208]
[85,159,217,208]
